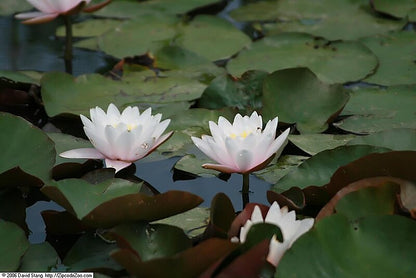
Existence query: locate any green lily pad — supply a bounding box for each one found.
[361,31,416,86]
[198,71,267,113]
[371,0,416,18]
[227,33,378,84]
[19,242,59,271]
[0,71,40,85]
[335,85,416,134]
[176,15,251,61]
[289,134,356,155]
[48,133,93,166]
[56,18,122,38]
[41,178,203,227]
[276,214,416,277]
[271,145,389,193]
[111,222,192,262]
[0,189,28,235]
[41,71,205,117]
[174,154,219,177]
[63,234,122,272]
[0,113,55,186]
[262,68,350,133]
[0,220,29,271]
[168,108,233,132]
[76,15,178,58]
[254,155,309,184]
[347,128,416,151]
[153,207,210,238]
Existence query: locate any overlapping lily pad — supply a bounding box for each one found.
[0,220,29,271]
[289,134,356,155]
[262,68,350,133]
[347,128,416,150]
[41,178,203,227]
[227,33,378,84]
[19,242,59,271]
[361,31,416,85]
[335,85,416,134]
[0,0,31,15]
[41,71,206,117]
[371,0,416,19]
[277,214,416,277]
[56,19,123,38]
[0,113,55,186]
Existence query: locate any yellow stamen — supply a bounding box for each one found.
[229,130,251,139]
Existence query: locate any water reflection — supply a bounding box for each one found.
[0,15,115,76]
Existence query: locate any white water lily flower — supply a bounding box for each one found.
[232,202,314,267]
[191,112,290,174]
[60,103,173,173]
[15,0,110,24]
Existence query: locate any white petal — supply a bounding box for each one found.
[105,159,132,173]
[59,148,105,159]
[266,235,288,267]
[106,103,121,120]
[265,201,283,224]
[250,206,264,223]
[152,119,170,139]
[264,128,290,159]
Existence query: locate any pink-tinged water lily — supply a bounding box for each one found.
[191,112,290,174]
[15,0,111,24]
[60,103,173,173]
[232,202,314,267]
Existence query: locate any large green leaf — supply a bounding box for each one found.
[0,220,29,271]
[289,134,356,155]
[48,133,92,166]
[347,128,416,151]
[176,15,251,61]
[371,0,416,18]
[361,31,416,85]
[0,113,55,186]
[276,214,416,277]
[254,155,308,184]
[56,18,122,38]
[111,222,192,262]
[271,145,389,192]
[41,178,203,227]
[262,68,350,133]
[335,85,416,134]
[41,71,205,117]
[19,242,59,271]
[0,0,31,15]
[227,33,378,84]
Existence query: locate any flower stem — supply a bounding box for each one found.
[242,173,250,209]
[63,15,73,74]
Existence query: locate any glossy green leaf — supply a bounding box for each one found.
[174,154,219,177]
[41,71,205,117]
[19,242,59,271]
[198,71,267,113]
[362,31,416,85]
[177,15,251,61]
[41,178,203,227]
[262,68,350,133]
[227,33,378,84]
[347,128,416,151]
[0,0,31,15]
[153,207,210,238]
[111,222,192,262]
[63,234,122,272]
[372,0,416,18]
[271,145,389,192]
[56,19,122,38]
[276,214,416,277]
[0,113,55,186]
[0,70,40,85]
[48,133,92,165]
[289,134,356,155]
[335,85,416,134]
[0,220,29,271]
[254,155,308,184]
[168,108,234,132]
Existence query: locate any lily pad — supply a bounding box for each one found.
[361,31,416,85]
[0,113,55,186]
[41,71,206,117]
[276,214,416,277]
[371,0,416,18]
[347,128,416,151]
[262,68,350,133]
[254,155,308,184]
[271,145,389,193]
[335,85,416,134]
[289,134,356,155]
[176,15,251,61]
[174,154,219,177]
[56,18,123,38]
[227,33,378,84]
[41,178,203,227]
[0,220,29,271]
[48,133,93,166]
[19,242,59,271]
[0,0,32,15]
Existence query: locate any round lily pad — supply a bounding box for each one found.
[289,134,356,155]
[0,220,29,271]
[227,33,378,84]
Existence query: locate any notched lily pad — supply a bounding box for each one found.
[41,178,203,227]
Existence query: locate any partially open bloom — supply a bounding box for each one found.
[191,112,290,174]
[232,202,314,267]
[60,103,173,173]
[15,0,111,24]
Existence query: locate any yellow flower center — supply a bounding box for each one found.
[127,124,137,131]
[230,130,251,139]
